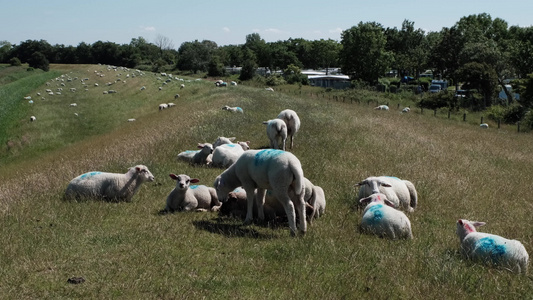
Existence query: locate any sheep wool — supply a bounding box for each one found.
[164,174,221,212]
[359,193,413,239]
[356,176,417,213]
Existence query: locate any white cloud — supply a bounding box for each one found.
[329,28,343,34]
[140,26,156,32]
[222,27,230,33]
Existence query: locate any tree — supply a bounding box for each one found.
[385,20,427,78]
[154,34,174,57]
[340,22,392,85]
[0,40,12,63]
[28,51,49,71]
[310,39,340,72]
[456,62,498,109]
[176,40,217,73]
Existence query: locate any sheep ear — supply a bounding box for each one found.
[262,121,269,125]
[229,137,236,141]
[473,221,486,227]
[197,143,204,149]
[359,197,371,204]
[381,183,392,187]
[384,199,396,208]
[169,174,179,180]
[190,178,200,183]
[136,166,141,172]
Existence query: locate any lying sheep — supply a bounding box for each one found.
[64,165,155,202]
[167,103,176,108]
[222,105,244,113]
[374,105,389,110]
[359,193,413,239]
[456,219,529,274]
[263,119,287,151]
[277,109,300,150]
[210,141,250,168]
[402,107,411,113]
[213,149,306,236]
[356,176,418,213]
[212,136,236,149]
[163,174,221,213]
[480,123,489,129]
[30,116,36,122]
[218,188,278,221]
[159,103,168,110]
[174,94,180,99]
[177,143,213,165]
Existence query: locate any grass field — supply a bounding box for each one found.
[1,64,532,299]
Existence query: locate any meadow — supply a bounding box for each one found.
[1,64,532,299]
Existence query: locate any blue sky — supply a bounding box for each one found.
[2,0,532,48]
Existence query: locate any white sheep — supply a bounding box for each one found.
[64,165,155,202]
[167,103,176,108]
[180,84,185,89]
[359,193,413,239]
[456,219,529,274]
[213,149,306,236]
[212,136,236,149]
[374,105,389,110]
[174,94,180,99]
[23,96,31,100]
[356,176,418,213]
[263,119,287,150]
[140,86,146,91]
[402,107,411,113]
[159,103,168,110]
[127,118,135,122]
[222,105,244,113]
[177,143,213,165]
[30,116,36,122]
[265,87,274,91]
[480,123,489,129]
[163,174,221,213]
[210,141,250,168]
[277,109,300,150]
[70,103,77,107]
[230,81,237,86]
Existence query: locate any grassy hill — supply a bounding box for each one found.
[1,64,532,299]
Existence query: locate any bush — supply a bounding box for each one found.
[265,75,286,86]
[28,52,49,71]
[485,105,506,122]
[9,57,21,66]
[417,92,453,110]
[522,111,533,130]
[502,103,527,124]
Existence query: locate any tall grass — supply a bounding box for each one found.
[1,65,533,299]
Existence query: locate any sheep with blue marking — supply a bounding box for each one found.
[162,174,221,213]
[277,109,300,150]
[212,136,236,149]
[456,219,529,274]
[64,165,155,202]
[211,141,250,168]
[213,149,306,236]
[263,119,287,151]
[222,105,244,113]
[359,193,413,239]
[176,143,213,165]
[356,176,418,213]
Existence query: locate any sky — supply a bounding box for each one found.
[2,0,533,48]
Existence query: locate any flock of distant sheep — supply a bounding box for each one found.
[25,65,527,274]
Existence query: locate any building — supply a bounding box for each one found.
[308,74,351,89]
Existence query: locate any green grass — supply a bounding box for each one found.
[1,65,533,299]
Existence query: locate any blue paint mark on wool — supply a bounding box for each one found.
[476,237,507,263]
[367,204,384,223]
[80,171,102,179]
[190,185,202,190]
[232,188,242,192]
[254,149,284,166]
[184,150,199,153]
[236,107,243,112]
[384,176,400,181]
[226,144,237,148]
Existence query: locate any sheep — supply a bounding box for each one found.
[212,136,236,149]
[180,84,185,89]
[213,149,306,236]
[177,143,213,165]
[402,107,411,113]
[210,141,250,168]
[159,103,168,111]
[277,109,300,150]
[174,94,180,99]
[70,103,77,107]
[374,105,389,110]
[359,193,413,239]
[222,105,243,113]
[230,81,237,86]
[356,176,418,213]
[265,87,274,91]
[30,116,36,122]
[167,103,176,108]
[480,123,489,129]
[456,219,529,274]
[23,96,31,100]
[127,118,135,122]
[64,165,155,202]
[163,174,221,213]
[140,86,146,91]
[263,119,287,151]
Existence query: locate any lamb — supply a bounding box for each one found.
[374,105,389,110]
[222,105,244,113]
[64,165,155,202]
[356,176,418,213]
[213,149,306,236]
[127,118,135,122]
[210,141,250,168]
[277,109,300,150]
[230,81,237,86]
[177,143,213,165]
[263,119,287,151]
[456,219,529,274]
[359,193,413,239]
[163,174,221,213]
[480,123,489,129]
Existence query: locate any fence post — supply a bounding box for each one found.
[518,121,520,133]
[481,116,484,124]
[498,119,501,129]
[463,113,466,122]
[448,111,451,119]
[434,109,437,116]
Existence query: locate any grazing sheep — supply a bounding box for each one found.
[456,219,529,274]
[374,105,389,110]
[64,165,155,202]
[222,105,243,113]
[30,116,36,122]
[213,149,306,236]
[359,193,413,239]
[163,174,221,213]
[480,123,489,129]
[159,103,168,110]
[212,136,236,149]
[277,109,300,150]
[356,176,418,213]
[210,141,250,168]
[263,119,287,151]
[23,96,31,100]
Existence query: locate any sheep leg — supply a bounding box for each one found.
[294,191,307,235]
[277,193,297,236]
[243,187,256,225]
[282,137,286,151]
[255,188,266,222]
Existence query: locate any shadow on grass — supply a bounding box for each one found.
[192,218,282,239]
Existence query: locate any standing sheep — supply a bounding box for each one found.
[64,165,155,202]
[213,149,306,236]
[163,174,221,212]
[277,109,300,150]
[359,193,413,239]
[263,119,287,151]
[356,176,418,213]
[211,141,250,168]
[456,219,529,274]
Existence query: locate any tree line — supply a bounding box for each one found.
[2,13,533,112]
